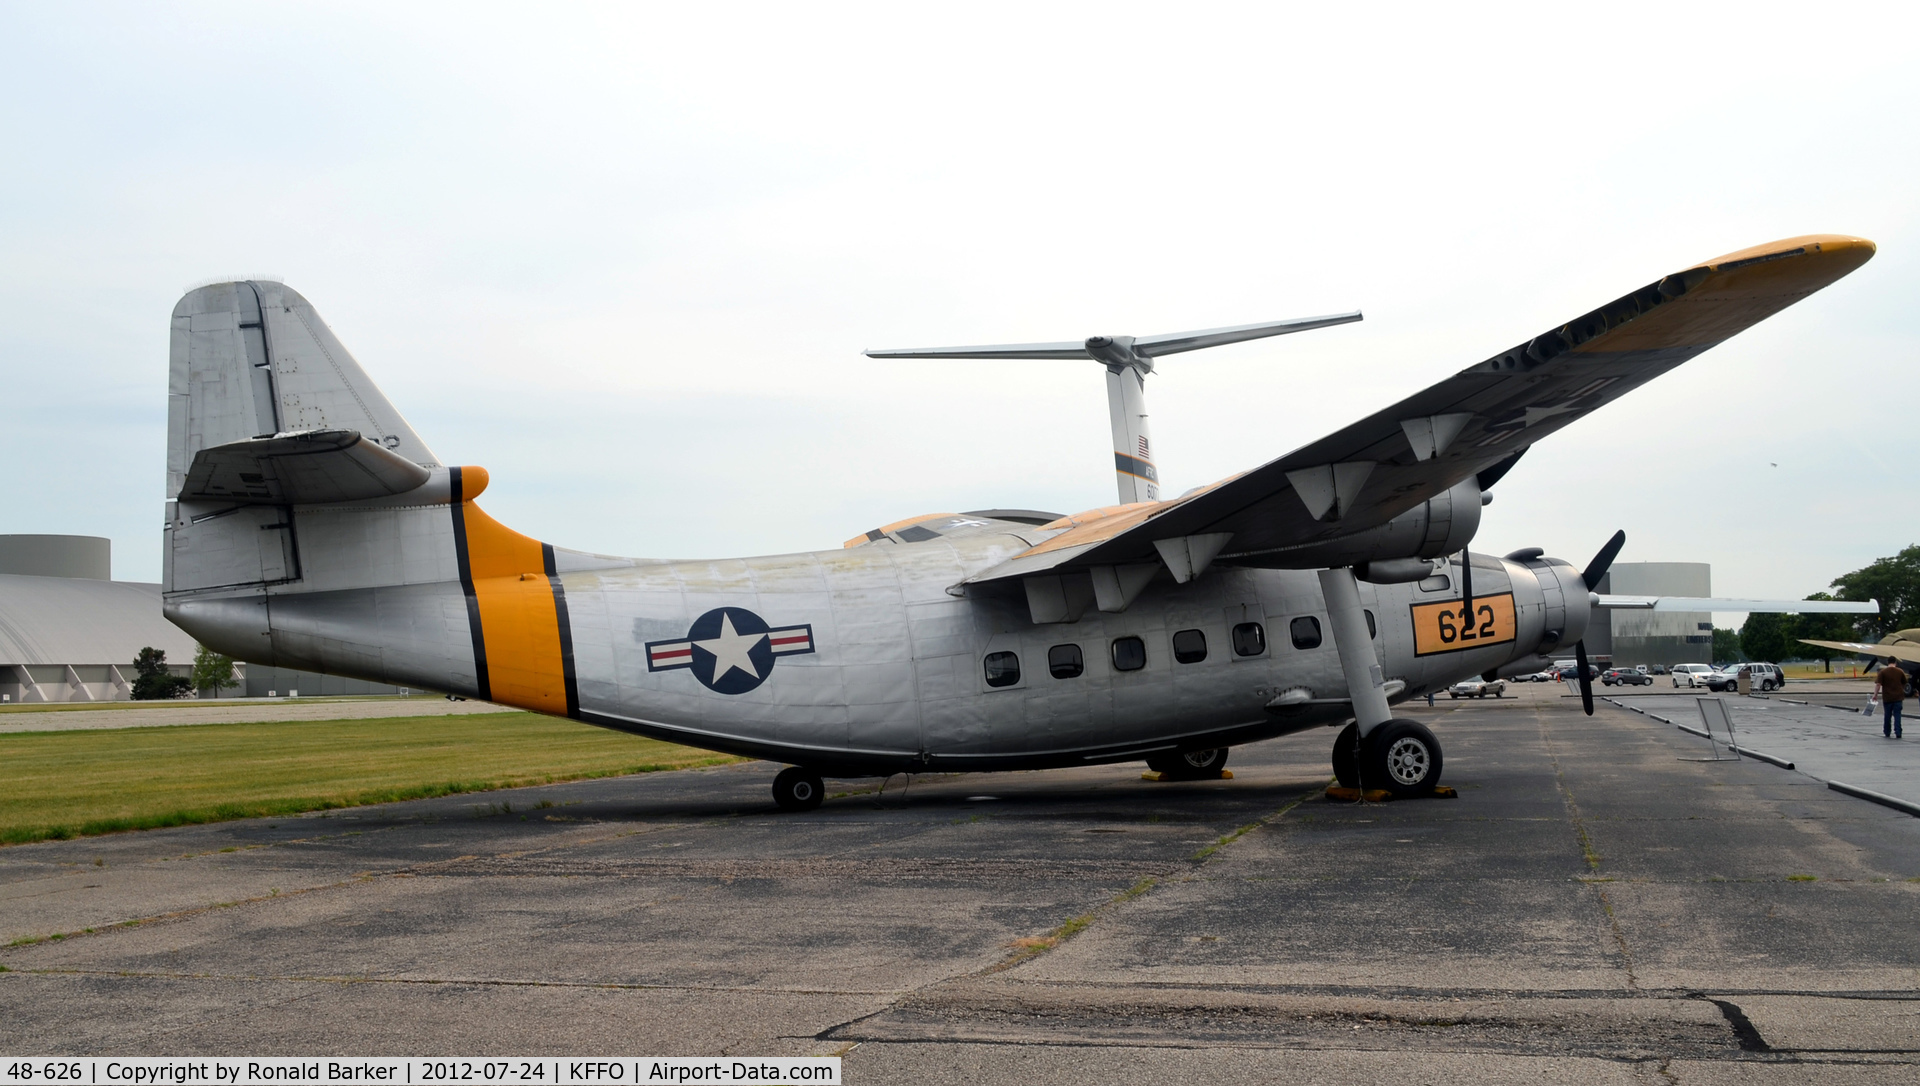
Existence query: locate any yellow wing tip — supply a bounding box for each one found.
[1693,234,1875,271]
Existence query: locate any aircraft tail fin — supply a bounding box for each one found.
[164,281,457,596]
[164,281,617,714]
[167,280,439,501]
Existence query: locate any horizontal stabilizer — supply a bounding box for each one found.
[179,429,431,505]
[1592,595,1879,613]
[865,313,1362,361]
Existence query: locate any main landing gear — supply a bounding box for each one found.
[1332,719,1445,796]
[1146,748,1230,780]
[772,766,825,811]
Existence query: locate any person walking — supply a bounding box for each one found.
[1876,657,1907,738]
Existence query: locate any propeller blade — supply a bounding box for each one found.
[1581,530,1627,591]
[1575,641,1594,716]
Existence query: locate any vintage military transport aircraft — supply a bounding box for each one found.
[164,235,1879,810]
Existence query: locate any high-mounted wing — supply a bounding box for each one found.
[970,234,1876,591]
[1595,596,1880,614]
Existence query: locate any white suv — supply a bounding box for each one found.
[1672,663,1715,688]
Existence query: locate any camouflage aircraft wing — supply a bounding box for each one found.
[1800,631,1920,666]
[968,235,1876,587]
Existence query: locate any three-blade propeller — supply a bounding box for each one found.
[1573,530,1627,716]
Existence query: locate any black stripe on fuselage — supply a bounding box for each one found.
[542,543,581,718]
[450,466,491,701]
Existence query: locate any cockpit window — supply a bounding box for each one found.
[895,524,942,542]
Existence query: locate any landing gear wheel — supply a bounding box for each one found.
[1331,723,1361,788]
[1147,748,1229,779]
[1360,719,1444,797]
[772,767,825,811]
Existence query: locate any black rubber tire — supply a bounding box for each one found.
[1331,723,1360,788]
[1149,748,1230,779]
[1359,719,1444,797]
[772,766,825,811]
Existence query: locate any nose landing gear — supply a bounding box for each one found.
[1331,719,1445,797]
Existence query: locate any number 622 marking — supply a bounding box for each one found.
[1410,592,1517,656]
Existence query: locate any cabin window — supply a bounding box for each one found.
[1290,616,1323,650]
[1111,635,1147,672]
[983,651,1021,688]
[1048,644,1084,679]
[1231,622,1266,657]
[1365,609,1377,638]
[1172,629,1208,664]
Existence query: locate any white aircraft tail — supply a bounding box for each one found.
[868,313,1361,504]
[163,281,604,714]
[168,281,438,496]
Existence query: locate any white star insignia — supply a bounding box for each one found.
[696,613,766,684]
[1519,402,1582,426]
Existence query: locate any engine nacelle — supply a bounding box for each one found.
[1500,552,1591,660]
[1259,477,1483,570]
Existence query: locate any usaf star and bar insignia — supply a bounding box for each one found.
[646,607,816,695]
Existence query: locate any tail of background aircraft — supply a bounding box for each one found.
[163,280,610,715]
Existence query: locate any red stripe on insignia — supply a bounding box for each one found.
[652,648,692,660]
[770,635,809,646]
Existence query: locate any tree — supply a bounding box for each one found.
[131,647,193,700]
[190,644,238,696]
[1739,611,1793,663]
[1830,544,1920,639]
[1792,592,1856,671]
[1712,627,1743,665]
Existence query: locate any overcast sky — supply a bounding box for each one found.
[1,2,1913,614]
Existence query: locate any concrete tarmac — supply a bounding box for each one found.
[1605,688,1920,812]
[2,683,1916,1081]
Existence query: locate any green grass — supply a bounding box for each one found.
[0,712,743,845]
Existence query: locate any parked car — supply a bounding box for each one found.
[1649,664,1669,676]
[1709,662,1785,692]
[1601,667,1653,686]
[1671,663,1715,688]
[1449,677,1508,698]
[1526,669,1559,682]
[1705,666,1742,693]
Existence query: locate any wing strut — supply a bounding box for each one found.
[867,313,1361,504]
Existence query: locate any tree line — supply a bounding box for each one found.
[1730,543,1919,665]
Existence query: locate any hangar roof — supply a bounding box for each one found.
[0,575,197,667]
